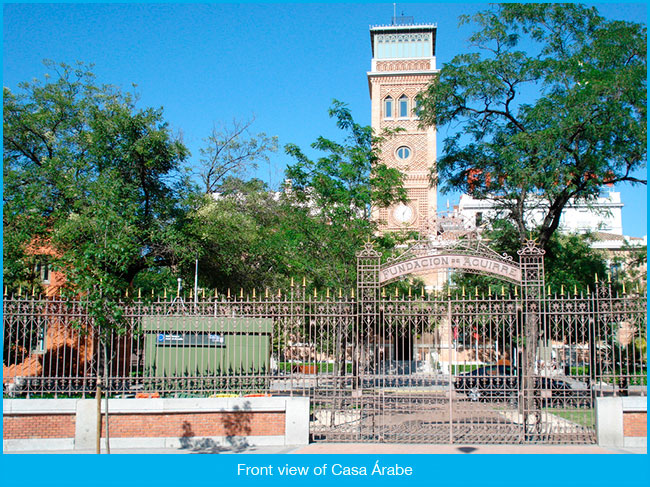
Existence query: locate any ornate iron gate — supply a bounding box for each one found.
[308,239,645,444]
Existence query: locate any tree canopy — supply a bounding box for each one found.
[3,60,192,297]
[282,100,407,288]
[4,63,405,297]
[416,3,647,248]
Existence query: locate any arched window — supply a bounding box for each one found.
[384,96,393,118]
[399,95,409,118]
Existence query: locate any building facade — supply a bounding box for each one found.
[457,191,625,236]
[368,22,438,232]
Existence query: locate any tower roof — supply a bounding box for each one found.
[369,23,437,58]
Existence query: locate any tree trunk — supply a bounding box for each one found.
[103,341,111,454]
[95,376,102,454]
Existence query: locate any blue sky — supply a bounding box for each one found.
[2,2,647,237]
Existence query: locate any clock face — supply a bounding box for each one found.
[393,203,414,223]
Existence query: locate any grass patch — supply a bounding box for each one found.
[451,364,481,374]
[545,408,594,428]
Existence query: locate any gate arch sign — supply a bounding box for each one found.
[379,252,522,284]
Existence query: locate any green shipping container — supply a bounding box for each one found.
[141,316,272,377]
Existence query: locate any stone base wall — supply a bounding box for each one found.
[3,397,309,452]
[596,396,647,449]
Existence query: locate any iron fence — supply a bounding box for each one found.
[3,286,646,444]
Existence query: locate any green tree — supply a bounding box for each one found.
[282,100,407,288]
[416,3,647,248]
[3,60,192,452]
[3,61,192,291]
[184,178,290,291]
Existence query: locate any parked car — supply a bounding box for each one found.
[453,365,591,407]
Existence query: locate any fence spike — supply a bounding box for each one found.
[622,282,626,295]
[126,288,129,298]
[240,288,244,298]
[227,288,231,299]
[475,286,478,297]
[636,282,640,294]
[313,287,317,298]
[547,285,551,296]
[595,273,599,284]
[514,287,518,297]
[252,288,256,298]
[351,288,355,299]
[189,289,193,299]
[408,287,412,297]
[302,277,306,287]
[4,286,7,296]
[32,286,35,297]
[290,277,294,287]
[395,287,399,298]
[421,287,425,298]
[151,289,155,299]
[18,285,22,296]
[326,288,330,299]
[278,288,282,298]
[462,286,465,297]
[501,285,505,297]
[560,284,564,296]
[607,272,611,283]
[202,288,205,299]
[265,287,269,299]
[138,288,142,299]
[382,288,386,298]
[164,288,167,299]
[574,284,578,296]
[339,288,342,298]
[215,288,218,298]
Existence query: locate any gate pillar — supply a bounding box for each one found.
[517,240,546,436]
[355,241,382,387]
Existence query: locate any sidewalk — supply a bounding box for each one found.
[292,443,647,454]
[5,443,646,455]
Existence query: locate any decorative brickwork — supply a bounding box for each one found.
[372,75,434,86]
[381,119,422,131]
[369,26,437,233]
[3,414,75,439]
[379,83,430,99]
[381,133,429,170]
[376,60,432,72]
[623,412,647,437]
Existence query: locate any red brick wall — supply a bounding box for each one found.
[3,411,285,440]
[3,414,75,439]
[623,412,647,437]
[100,412,285,438]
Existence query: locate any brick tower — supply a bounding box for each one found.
[368,21,438,232]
